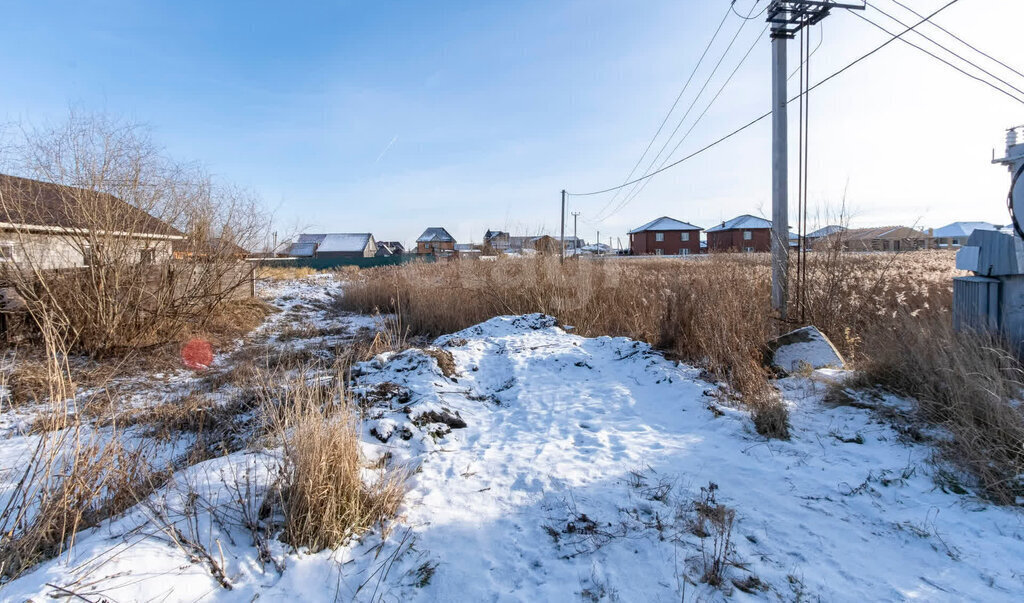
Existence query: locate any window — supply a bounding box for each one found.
[655,249,664,255]
[0,244,13,261]
[743,230,752,241]
[82,245,93,267]
[681,232,690,242]
[951,238,960,246]
[680,248,689,256]
[140,248,156,264]
[744,247,754,253]
[655,232,664,242]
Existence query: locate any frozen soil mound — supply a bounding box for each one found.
[4,303,1023,601]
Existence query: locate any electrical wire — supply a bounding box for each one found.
[864,1,1024,100]
[595,1,763,220]
[889,0,1024,81]
[592,3,734,221]
[788,21,822,82]
[730,0,768,21]
[849,10,1024,105]
[599,23,768,221]
[566,0,964,197]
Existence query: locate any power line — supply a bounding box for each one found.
[592,3,734,220]
[788,21,823,82]
[730,0,768,21]
[849,9,1024,105]
[600,23,769,221]
[864,1,1024,100]
[595,1,763,219]
[566,0,963,197]
[889,0,1024,81]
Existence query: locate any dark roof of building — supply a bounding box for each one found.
[0,173,183,238]
[628,216,702,234]
[705,214,773,232]
[417,227,455,243]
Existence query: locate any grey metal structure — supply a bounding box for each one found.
[954,127,1024,353]
[766,1,864,321]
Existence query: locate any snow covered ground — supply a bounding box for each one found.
[2,275,1023,601]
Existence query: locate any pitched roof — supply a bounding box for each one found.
[705,214,773,232]
[286,242,317,257]
[838,226,930,240]
[484,229,508,239]
[317,233,373,253]
[932,221,997,238]
[417,227,455,243]
[0,173,183,238]
[806,225,846,238]
[297,233,327,245]
[628,216,702,234]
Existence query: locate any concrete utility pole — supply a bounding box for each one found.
[560,189,567,264]
[572,212,580,252]
[766,1,862,321]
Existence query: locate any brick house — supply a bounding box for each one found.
[416,227,455,255]
[628,216,702,256]
[706,214,773,252]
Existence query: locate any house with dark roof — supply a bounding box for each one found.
[376,241,405,257]
[628,216,702,256]
[0,173,184,269]
[483,229,510,252]
[706,214,773,252]
[416,227,456,255]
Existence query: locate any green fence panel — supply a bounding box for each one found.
[256,255,431,270]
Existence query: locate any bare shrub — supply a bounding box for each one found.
[0,112,270,357]
[692,483,736,587]
[0,319,165,580]
[258,369,406,551]
[854,314,1024,503]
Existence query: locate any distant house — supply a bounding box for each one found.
[706,215,773,252]
[483,230,510,252]
[416,227,455,255]
[0,173,183,269]
[932,222,997,249]
[286,233,377,258]
[628,216,701,256]
[820,226,931,252]
[376,241,405,257]
[805,225,846,243]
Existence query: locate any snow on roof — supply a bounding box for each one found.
[932,221,997,238]
[806,225,846,238]
[705,214,773,232]
[417,227,455,243]
[628,216,702,234]
[317,233,372,253]
[286,242,317,257]
[297,233,327,245]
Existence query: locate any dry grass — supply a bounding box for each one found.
[335,252,957,438]
[258,369,406,551]
[0,323,168,580]
[852,314,1024,503]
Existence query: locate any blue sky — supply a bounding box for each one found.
[1,0,1022,248]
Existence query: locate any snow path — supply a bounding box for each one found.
[2,277,1023,602]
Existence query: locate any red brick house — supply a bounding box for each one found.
[628,217,702,256]
[706,214,773,252]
